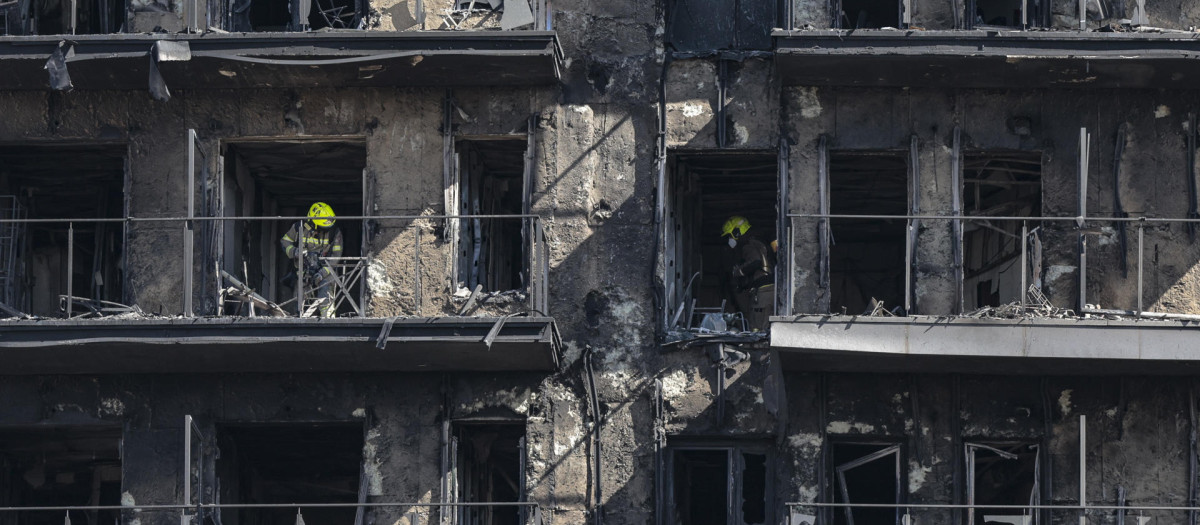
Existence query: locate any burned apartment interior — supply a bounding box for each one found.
[965,442,1040,525]
[666,153,778,332]
[0,144,127,317]
[0,0,125,35]
[962,151,1042,309]
[449,420,526,525]
[454,138,529,295]
[828,151,908,315]
[215,423,363,525]
[970,0,1034,27]
[0,426,122,525]
[218,140,365,316]
[835,0,902,29]
[235,0,363,32]
[668,443,769,525]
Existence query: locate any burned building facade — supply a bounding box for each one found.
[5,0,1200,523]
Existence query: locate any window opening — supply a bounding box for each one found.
[1,0,126,35]
[231,0,361,31]
[451,421,526,525]
[215,423,363,525]
[970,0,1039,28]
[455,139,528,294]
[828,152,908,315]
[666,153,779,332]
[0,144,127,317]
[962,152,1041,309]
[664,0,775,51]
[0,426,122,525]
[837,0,901,28]
[668,445,771,525]
[965,442,1040,525]
[830,443,901,525]
[219,140,365,317]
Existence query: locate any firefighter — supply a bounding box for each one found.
[280,202,343,318]
[722,216,775,331]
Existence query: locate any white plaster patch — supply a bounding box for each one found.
[100,398,124,416]
[788,433,822,449]
[827,421,876,434]
[795,87,822,119]
[561,341,584,365]
[796,483,819,503]
[732,123,749,145]
[1095,226,1117,246]
[661,369,690,399]
[367,260,395,294]
[908,463,932,493]
[554,404,584,457]
[681,103,706,118]
[1045,265,1077,284]
[1106,407,1118,418]
[570,105,592,115]
[352,408,366,418]
[1155,105,1171,118]
[121,492,136,507]
[1058,389,1073,416]
[892,394,904,404]
[362,427,384,496]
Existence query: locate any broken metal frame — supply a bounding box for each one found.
[833,443,902,525]
[965,442,1039,525]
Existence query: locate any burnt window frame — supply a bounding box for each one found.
[963,440,1044,525]
[831,0,909,29]
[965,0,1050,29]
[441,417,529,525]
[0,425,124,525]
[823,438,906,525]
[664,0,783,52]
[217,0,367,31]
[664,440,775,525]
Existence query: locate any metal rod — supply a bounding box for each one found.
[0,502,541,513]
[1021,222,1028,306]
[1080,414,1087,525]
[785,502,1200,511]
[1137,223,1144,315]
[1082,307,1200,322]
[184,414,192,514]
[904,219,913,313]
[66,222,73,318]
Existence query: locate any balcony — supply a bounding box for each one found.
[772,30,1200,89]
[0,210,559,374]
[770,209,1200,374]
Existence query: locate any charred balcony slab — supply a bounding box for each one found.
[0,316,560,374]
[771,315,1200,375]
[774,30,1200,89]
[0,31,562,90]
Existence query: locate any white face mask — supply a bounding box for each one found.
[728,237,738,249]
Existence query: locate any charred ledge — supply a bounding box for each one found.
[0,31,563,90]
[0,316,561,374]
[771,314,1200,375]
[773,29,1200,89]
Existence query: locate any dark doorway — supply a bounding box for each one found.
[219,140,365,316]
[831,443,901,525]
[966,442,1039,525]
[455,139,528,293]
[838,0,900,28]
[667,153,778,332]
[452,422,525,525]
[0,426,122,525]
[828,152,908,315]
[971,0,1037,27]
[962,152,1041,308]
[668,446,770,525]
[0,144,127,317]
[216,423,364,525]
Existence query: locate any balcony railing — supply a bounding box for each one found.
[0,214,549,320]
[784,212,1200,321]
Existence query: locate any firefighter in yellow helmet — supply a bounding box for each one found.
[722,216,775,331]
[280,202,343,318]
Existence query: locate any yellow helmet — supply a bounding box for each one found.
[721,216,750,238]
[308,202,336,228]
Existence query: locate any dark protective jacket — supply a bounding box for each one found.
[731,235,775,292]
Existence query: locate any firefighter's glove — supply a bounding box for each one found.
[304,252,321,272]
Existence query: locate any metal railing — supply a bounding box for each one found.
[0,213,550,320]
[786,501,1189,525]
[784,212,1200,320]
[0,502,547,525]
